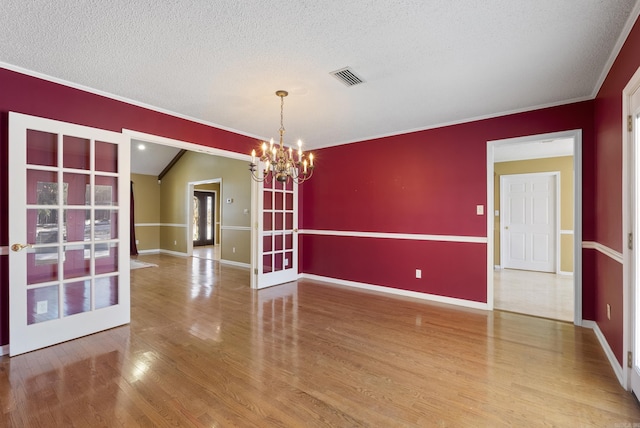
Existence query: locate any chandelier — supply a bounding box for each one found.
[249,90,314,184]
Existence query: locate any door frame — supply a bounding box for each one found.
[122,129,255,268]
[189,182,220,253]
[623,65,640,391]
[499,171,560,273]
[486,129,582,325]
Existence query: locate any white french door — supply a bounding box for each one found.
[255,177,298,289]
[501,173,557,272]
[8,112,130,356]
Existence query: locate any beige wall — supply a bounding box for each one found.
[494,156,574,273]
[159,151,251,264]
[132,173,161,251]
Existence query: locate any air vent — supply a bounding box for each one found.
[330,67,365,87]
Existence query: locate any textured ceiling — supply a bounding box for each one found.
[1,1,639,151]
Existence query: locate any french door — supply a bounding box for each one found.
[255,177,298,289]
[8,112,130,356]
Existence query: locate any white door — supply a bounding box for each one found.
[255,177,298,289]
[501,173,557,272]
[630,78,640,395]
[8,112,130,356]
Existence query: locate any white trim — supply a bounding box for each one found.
[221,225,252,231]
[582,241,623,264]
[137,249,161,255]
[560,229,574,235]
[159,249,188,257]
[487,129,583,325]
[559,271,574,276]
[301,274,490,311]
[135,223,161,227]
[156,223,188,228]
[219,259,251,269]
[583,320,625,386]
[0,247,8,256]
[622,65,640,392]
[494,265,502,270]
[299,229,487,243]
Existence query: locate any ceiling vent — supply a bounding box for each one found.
[330,67,365,87]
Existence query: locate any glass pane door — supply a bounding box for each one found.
[9,113,130,356]
[256,177,298,289]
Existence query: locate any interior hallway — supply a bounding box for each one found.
[494,268,574,322]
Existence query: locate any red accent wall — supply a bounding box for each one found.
[590,17,640,365]
[301,101,594,305]
[0,68,257,346]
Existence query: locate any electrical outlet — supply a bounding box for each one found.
[476,205,484,215]
[232,247,236,253]
[607,304,611,320]
[136,239,139,245]
[174,240,177,245]
[285,258,289,266]
[36,300,47,315]
[416,269,422,279]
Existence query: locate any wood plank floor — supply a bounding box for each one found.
[1,253,639,426]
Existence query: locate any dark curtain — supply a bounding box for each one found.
[130,181,138,256]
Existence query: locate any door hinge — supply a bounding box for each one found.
[254,268,258,275]
[629,232,633,250]
[629,351,633,368]
[629,115,633,133]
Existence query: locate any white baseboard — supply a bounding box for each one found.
[137,249,160,255]
[159,249,188,257]
[1,345,8,356]
[219,259,250,269]
[301,274,490,311]
[558,270,574,276]
[494,265,502,270]
[582,320,625,387]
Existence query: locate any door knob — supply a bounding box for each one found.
[11,243,33,252]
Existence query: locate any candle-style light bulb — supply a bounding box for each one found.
[303,159,308,174]
[251,149,256,164]
[309,153,314,167]
[289,146,292,159]
[261,142,267,156]
[270,138,274,150]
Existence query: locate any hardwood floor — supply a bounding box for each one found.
[1,253,638,426]
[494,268,574,321]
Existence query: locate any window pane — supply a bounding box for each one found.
[96,276,118,309]
[27,285,59,324]
[95,141,118,173]
[63,135,90,170]
[63,244,90,279]
[27,130,57,167]
[64,280,91,316]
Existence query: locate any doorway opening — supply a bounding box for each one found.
[190,180,221,261]
[487,130,582,324]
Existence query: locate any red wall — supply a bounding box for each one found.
[300,101,595,304]
[0,68,257,346]
[590,17,640,365]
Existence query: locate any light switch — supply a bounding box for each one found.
[476,205,484,215]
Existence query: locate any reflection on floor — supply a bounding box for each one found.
[193,244,220,261]
[494,268,574,322]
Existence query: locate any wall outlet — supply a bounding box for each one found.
[607,304,611,320]
[136,239,140,245]
[174,240,177,245]
[285,258,289,267]
[416,269,422,279]
[36,300,47,315]
[476,205,484,215]
[232,247,236,253]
